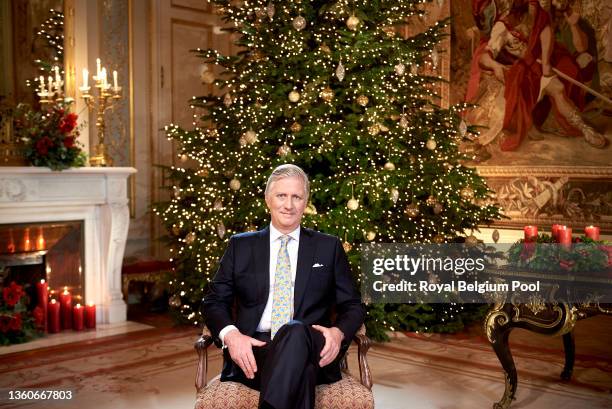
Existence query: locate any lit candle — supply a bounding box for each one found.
[113,70,118,91]
[39,76,46,94]
[47,76,54,94]
[96,58,101,79]
[524,225,538,242]
[558,227,573,249]
[59,287,72,330]
[584,225,600,241]
[36,279,48,332]
[54,66,60,85]
[48,300,60,333]
[73,304,84,331]
[85,302,96,329]
[551,224,564,241]
[82,68,89,88]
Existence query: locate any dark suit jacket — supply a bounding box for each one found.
[202,225,365,349]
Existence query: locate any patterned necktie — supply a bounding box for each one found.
[271,235,292,338]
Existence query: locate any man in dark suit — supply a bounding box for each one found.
[202,164,365,409]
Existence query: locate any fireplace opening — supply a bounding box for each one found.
[0,221,84,307]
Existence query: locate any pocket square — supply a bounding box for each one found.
[312,263,324,268]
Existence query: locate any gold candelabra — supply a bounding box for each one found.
[79,59,122,167]
[37,66,73,106]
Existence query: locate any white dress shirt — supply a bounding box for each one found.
[219,224,300,344]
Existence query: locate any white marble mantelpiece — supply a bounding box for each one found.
[0,167,137,324]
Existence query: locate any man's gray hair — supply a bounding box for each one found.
[265,164,310,199]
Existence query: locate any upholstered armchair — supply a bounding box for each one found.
[194,325,374,409]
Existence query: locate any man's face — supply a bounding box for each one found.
[265,176,307,233]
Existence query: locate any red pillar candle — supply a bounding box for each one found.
[585,225,600,241]
[558,227,573,249]
[85,303,96,329]
[73,304,84,331]
[524,225,538,242]
[551,224,564,241]
[59,287,72,330]
[36,279,48,332]
[48,299,60,333]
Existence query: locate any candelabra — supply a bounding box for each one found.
[79,59,122,167]
[37,66,71,106]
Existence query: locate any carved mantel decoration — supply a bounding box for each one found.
[477,166,612,232]
[0,166,136,323]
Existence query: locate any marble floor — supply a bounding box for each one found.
[0,316,611,409]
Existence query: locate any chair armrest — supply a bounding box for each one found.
[354,325,373,390]
[194,327,214,391]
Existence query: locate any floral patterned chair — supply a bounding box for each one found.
[194,325,374,409]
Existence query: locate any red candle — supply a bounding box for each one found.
[524,225,538,242]
[48,299,60,333]
[551,224,564,241]
[59,287,72,330]
[73,304,84,331]
[584,225,600,241]
[85,303,96,329]
[558,227,573,249]
[36,279,48,332]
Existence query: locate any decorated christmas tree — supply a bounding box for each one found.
[155,0,500,340]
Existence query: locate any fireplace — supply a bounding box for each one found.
[0,167,136,323]
[0,221,85,306]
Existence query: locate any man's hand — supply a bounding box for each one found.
[224,329,266,379]
[492,64,508,83]
[312,325,344,367]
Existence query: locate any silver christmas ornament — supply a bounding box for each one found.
[347,198,359,210]
[459,119,468,137]
[346,15,360,31]
[229,178,241,190]
[288,90,300,102]
[336,60,345,81]
[217,222,226,239]
[223,93,232,107]
[383,161,396,171]
[399,115,409,129]
[390,188,400,204]
[293,15,307,31]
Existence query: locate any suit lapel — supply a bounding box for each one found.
[254,226,270,318]
[294,227,315,316]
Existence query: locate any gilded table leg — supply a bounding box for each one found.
[491,327,517,409]
[560,330,575,381]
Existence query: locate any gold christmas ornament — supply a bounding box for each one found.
[433,202,444,214]
[383,161,395,171]
[459,119,468,136]
[277,143,291,156]
[290,122,302,133]
[379,123,389,132]
[319,86,334,102]
[433,234,445,244]
[288,90,300,102]
[292,15,307,31]
[404,203,420,218]
[399,115,409,129]
[229,178,241,190]
[409,155,416,164]
[266,1,275,20]
[244,129,257,144]
[201,71,215,84]
[304,202,317,215]
[319,43,331,54]
[394,63,406,76]
[347,198,359,210]
[390,188,399,204]
[180,153,188,162]
[426,138,437,150]
[249,50,265,62]
[460,187,475,200]
[185,232,196,244]
[366,231,376,241]
[238,136,247,146]
[390,114,400,120]
[346,15,360,31]
[213,200,223,210]
[465,234,479,246]
[356,95,369,106]
[368,124,381,136]
[342,241,353,252]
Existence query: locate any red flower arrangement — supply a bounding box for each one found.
[15,102,87,170]
[0,281,42,345]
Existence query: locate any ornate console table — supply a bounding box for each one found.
[484,270,612,409]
